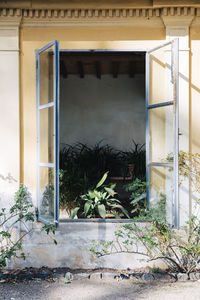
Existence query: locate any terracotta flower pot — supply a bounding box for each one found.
[128,164,134,179]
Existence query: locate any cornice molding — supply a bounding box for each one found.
[162,16,194,27]
[1,0,200,9]
[0,7,199,27]
[0,7,200,18]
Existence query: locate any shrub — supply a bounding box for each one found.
[0,185,56,269]
[124,178,148,217]
[90,208,200,275]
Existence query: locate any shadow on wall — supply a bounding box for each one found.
[0,173,17,183]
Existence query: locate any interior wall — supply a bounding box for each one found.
[60,74,145,150]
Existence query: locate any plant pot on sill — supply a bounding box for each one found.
[128,164,134,179]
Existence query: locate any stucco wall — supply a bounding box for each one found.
[60,74,145,150]
[11,221,166,270]
[1,0,200,270]
[15,25,168,270]
[189,25,200,215]
[17,25,171,270]
[0,27,20,208]
[9,15,199,269]
[190,26,200,154]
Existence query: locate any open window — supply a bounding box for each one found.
[36,40,60,225]
[59,50,146,220]
[36,39,179,226]
[146,39,179,227]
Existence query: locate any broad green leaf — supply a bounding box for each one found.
[84,202,91,216]
[130,193,146,204]
[104,187,116,196]
[120,207,130,219]
[81,195,88,201]
[88,191,96,199]
[94,196,99,204]
[113,204,130,219]
[97,204,106,218]
[71,207,80,219]
[107,202,115,207]
[96,172,108,189]
[102,192,107,199]
[108,198,120,203]
[93,190,101,199]
[110,183,116,189]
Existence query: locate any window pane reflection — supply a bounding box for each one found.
[149,105,173,163]
[39,167,54,222]
[39,46,54,105]
[40,106,54,163]
[149,44,174,105]
[149,166,174,224]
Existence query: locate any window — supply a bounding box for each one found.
[36,40,179,227]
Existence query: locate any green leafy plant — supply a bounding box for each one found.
[150,266,161,273]
[120,141,146,180]
[0,185,56,269]
[59,142,123,213]
[167,151,200,197]
[59,141,146,216]
[90,205,200,275]
[89,151,200,274]
[72,172,129,219]
[91,151,200,272]
[178,151,200,199]
[124,178,148,216]
[59,142,146,214]
[40,183,54,217]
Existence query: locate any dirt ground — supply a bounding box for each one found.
[0,279,200,300]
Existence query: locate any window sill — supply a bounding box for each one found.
[59,218,150,223]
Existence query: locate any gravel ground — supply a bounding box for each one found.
[0,279,200,300]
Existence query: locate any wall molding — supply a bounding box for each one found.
[0,7,199,27]
[0,7,199,19]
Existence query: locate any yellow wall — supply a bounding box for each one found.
[190,27,200,155]
[20,26,165,202]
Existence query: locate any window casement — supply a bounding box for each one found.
[36,39,179,228]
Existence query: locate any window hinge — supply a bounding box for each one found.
[178,130,183,136]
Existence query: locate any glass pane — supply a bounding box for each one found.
[39,167,54,222]
[39,45,54,105]
[149,166,174,224]
[149,44,174,105]
[40,106,54,163]
[149,105,173,163]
